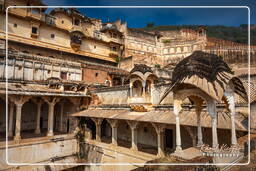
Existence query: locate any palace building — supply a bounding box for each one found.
[0,0,255,170]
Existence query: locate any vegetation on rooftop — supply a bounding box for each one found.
[142,23,256,45]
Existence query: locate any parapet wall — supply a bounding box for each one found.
[0,135,78,170]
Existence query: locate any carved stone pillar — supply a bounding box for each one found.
[127,121,138,150]
[9,96,30,143]
[129,84,133,97]
[208,100,218,148]
[32,99,43,134]
[152,123,165,157]
[196,106,203,146]
[224,90,237,146]
[142,81,146,97]
[107,119,118,145]
[174,99,183,153]
[43,97,60,137]
[14,103,22,142]
[92,118,103,142]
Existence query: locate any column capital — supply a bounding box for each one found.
[43,97,60,106]
[152,123,165,134]
[92,118,103,126]
[127,120,138,130]
[9,95,30,106]
[107,119,118,128]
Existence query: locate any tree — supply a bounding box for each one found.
[146,22,155,28]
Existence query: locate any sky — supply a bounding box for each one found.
[41,0,256,28]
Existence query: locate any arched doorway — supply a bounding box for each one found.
[85,118,96,140]
[21,100,37,138]
[137,122,158,155]
[132,80,143,97]
[117,120,131,148]
[100,119,112,143]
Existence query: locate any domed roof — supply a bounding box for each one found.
[130,64,153,74]
[159,51,247,103]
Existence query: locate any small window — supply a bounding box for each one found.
[22,50,29,54]
[50,34,55,39]
[61,20,64,24]
[13,23,17,28]
[32,27,38,34]
[47,70,51,74]
[60,72,67,80]
[111,46,117,51]
[94,46,96,49]
[74,19,80,26]
[31,8,40,15]
[95,73,98,77]
[113,33,117,38]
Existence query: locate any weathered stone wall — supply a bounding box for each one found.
[95,87,129,105]
[0,55,82,82]
[81,141,156,171]
[0,136,78,170]
[152,84,174,105]
[82,67,111,85]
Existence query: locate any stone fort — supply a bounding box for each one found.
[0,0,255,171]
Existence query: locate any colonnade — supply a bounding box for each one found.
[4,95,79,143]
[89,118,166,157]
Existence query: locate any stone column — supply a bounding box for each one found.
[43,97,60,137]
[127,121,138,151]
[152,123,165,157]
[92,118,103,142]
[107,119,118,146]
[8,103,14,137]
[225,91,237,146]
[47,103,55,136]
[121,77,125,86]
[211,116,218,148]
[174,99,183,153]
[9,96,30,143]
[14,103,22,142]
[129,84,133,97]
[142,81,146,97]
[196,106,203,146]
[34,100,43,134]
[208,100,218,148]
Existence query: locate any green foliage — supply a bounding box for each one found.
[141,24,256,45]
[154,64,161,68]
[162,39,171,43]
[146,22,155,28]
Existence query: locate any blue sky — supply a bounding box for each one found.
[42,0,256,28]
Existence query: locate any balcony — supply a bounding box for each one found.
[70,35,82,51]
[27,9,42,21]
[71,25,83,33]
[109,38,123,45]
[109,52,119,58]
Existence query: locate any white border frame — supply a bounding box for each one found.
[5,6,251,167]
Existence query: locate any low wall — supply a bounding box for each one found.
[94,86,129,105]
[0,134,78,170]
[82,140,156,171]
